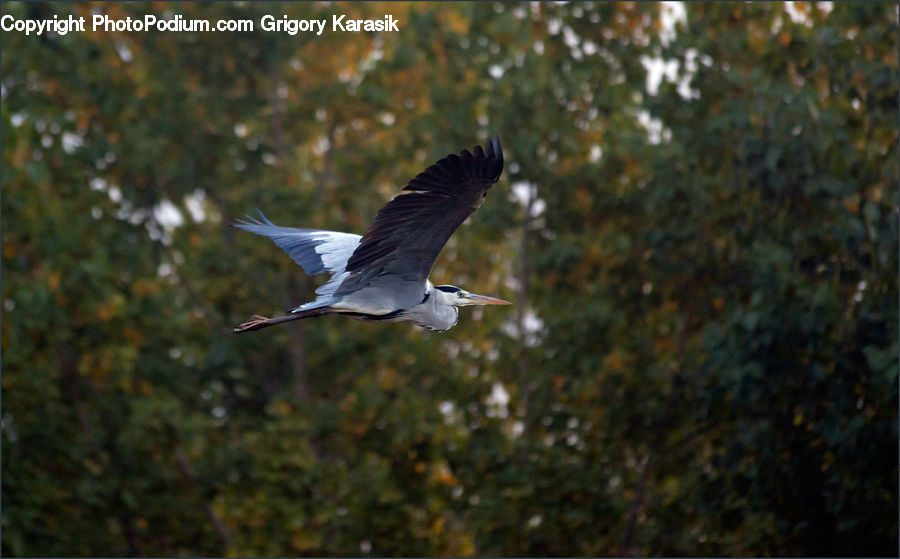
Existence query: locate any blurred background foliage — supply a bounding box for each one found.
[2,1,897,556]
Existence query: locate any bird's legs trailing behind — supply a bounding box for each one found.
[233,307,331,333]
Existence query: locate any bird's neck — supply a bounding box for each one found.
[427,288,459,331]
[432,287,455,307]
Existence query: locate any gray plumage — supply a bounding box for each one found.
[233,136,510,333]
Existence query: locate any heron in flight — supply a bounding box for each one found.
[233,136,510,333]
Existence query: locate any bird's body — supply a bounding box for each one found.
[234,136,510,333]
[334,281,459,331]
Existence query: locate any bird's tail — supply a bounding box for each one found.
[233,308,332,333]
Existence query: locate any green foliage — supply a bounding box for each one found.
[2,1,896,556]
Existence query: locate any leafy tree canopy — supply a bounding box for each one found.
[2,2,896,556]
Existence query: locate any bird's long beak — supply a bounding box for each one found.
[467,293,512,306]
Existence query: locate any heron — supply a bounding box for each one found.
[233,135,510,334]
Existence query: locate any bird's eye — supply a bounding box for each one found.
[458,291,468,298]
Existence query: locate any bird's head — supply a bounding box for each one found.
[435,285,512,307]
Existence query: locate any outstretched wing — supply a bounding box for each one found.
[336,136,504,297]
[233,211,360,296]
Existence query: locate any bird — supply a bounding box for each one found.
[233,135,511,334]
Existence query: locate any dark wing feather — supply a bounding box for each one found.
[337,136,503,295]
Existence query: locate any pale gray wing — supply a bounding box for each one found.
[335,136,504,303]
[234,211,360,296]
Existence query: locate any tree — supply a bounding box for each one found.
[2,2,896,556]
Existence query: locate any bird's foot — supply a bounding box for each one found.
[233,315,271,333]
